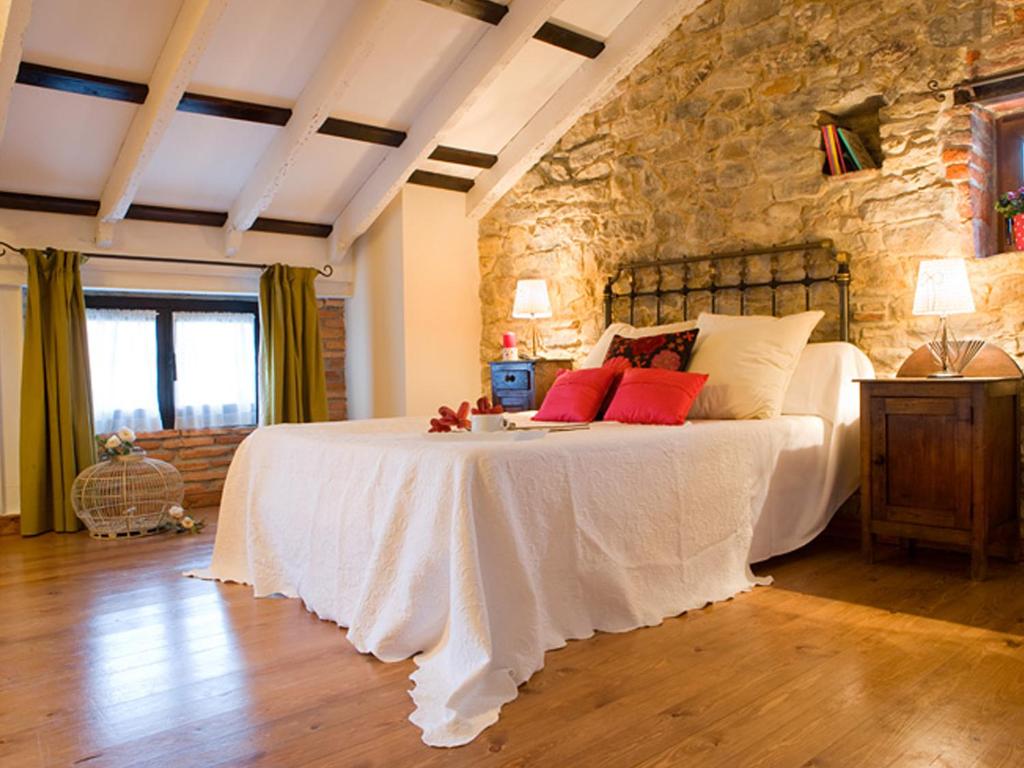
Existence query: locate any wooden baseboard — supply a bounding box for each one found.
[0,515,20,535]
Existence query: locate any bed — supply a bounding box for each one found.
[192,241,874,747]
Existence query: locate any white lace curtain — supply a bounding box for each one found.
[86,309,163,434]
[173,311,257,429]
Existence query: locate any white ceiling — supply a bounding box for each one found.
[22,0,182,81]
[0,86,135,198]
[0,0,649,233]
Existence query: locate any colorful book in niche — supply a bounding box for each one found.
[836,127,878,170]
[820,125,847,175]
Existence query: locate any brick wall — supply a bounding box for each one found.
[320,298,347,421]
[134,298,347,511]
[135,427,252,508]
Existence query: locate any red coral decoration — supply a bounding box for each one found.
[428,401,472,432]
[471,397,504,415]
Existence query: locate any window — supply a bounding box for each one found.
[997,112,1024,250]
[85,294,259,433]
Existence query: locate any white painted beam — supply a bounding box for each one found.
[329,0,561,260]
[223,0,395,257]
[96,0,227,244]
[466,0,703,219]
[0,0,32,144]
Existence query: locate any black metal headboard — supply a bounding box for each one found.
[603,240,851,342]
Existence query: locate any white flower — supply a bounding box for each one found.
[181,517,195,529]
[116,427,136,443]
[104,435,122,450]
[168,505,185,520]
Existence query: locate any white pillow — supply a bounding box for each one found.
[581,320,697,368]
[688,311,824,420]
[783,342,871,418]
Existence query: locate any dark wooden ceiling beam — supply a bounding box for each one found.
[419,0,605,59]
[534,21,605,59]
[16,61,496,169]
[249,216,333,238]
[0,190,332,238]
[423,0,508,25]
[319,117,405,147]
[0,190,99,215]
[408,170,475,193]
[178,91,292,125]
[16,62,148,104]
[125,203,227,227]
[428,145,497,168]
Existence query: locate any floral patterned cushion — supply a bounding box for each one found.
[603,328,700,372]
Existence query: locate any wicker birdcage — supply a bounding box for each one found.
[71,452,184,539]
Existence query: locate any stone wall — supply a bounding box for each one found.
[479,0,1024,378]
[134,298,347,511]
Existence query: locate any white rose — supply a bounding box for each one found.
[105,435,122,450]
[181,517,195,529]
[116,427,136,443]
[168,505,185,520]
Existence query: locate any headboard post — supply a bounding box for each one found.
[603,277,614,328]
[836,251,851,343]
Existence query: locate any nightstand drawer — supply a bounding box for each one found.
[493,368,532,390]
[490,359,572,414]
[494,393,531,412]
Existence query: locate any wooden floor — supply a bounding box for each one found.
[3,516,1024,768]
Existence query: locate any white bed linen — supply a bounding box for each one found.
[751,342,875,560]
[192,343,873,747]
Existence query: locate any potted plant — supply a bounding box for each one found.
[995,186,1024,252]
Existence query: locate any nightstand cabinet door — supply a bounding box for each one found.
[869,396,972,529]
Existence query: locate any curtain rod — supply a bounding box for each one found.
[928,66,1024,102]
[0,241,334,278]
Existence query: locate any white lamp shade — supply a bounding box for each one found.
[512,279,552,319]
[912,259,975,316]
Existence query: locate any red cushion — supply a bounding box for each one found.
[603,328,699,372]
[603,368,709,425]
[533,366,619,423]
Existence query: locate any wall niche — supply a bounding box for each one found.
[818,96,886,177]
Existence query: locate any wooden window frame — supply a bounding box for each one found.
[84,293,259,430]
[996,113,1024,252]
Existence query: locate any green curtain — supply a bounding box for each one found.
[20,249,96,535]
[259,264,328,425]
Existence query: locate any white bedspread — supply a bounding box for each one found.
[192,344,873,746]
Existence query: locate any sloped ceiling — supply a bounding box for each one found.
[0,0,699,261]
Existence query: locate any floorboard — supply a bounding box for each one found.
[2,514,1023,767]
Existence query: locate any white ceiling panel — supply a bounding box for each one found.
[550,0,643,38]
[330,2,485,130]
[262,135,389,224]
[438,39,582,155]
[189,0,359,107]
[133,113,277,212]
[417,158,481,181]
[22,0,183,82]
[0,85,136,199]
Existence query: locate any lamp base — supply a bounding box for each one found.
[927,371,964,379]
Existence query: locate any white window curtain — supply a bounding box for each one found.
[86,309,163,434]
[173,311,257,429]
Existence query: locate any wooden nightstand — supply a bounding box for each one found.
[859,377,1021,579]
[489,359,572,412]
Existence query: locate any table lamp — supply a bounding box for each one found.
[912,258,977,378]
[512,279,552,358]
